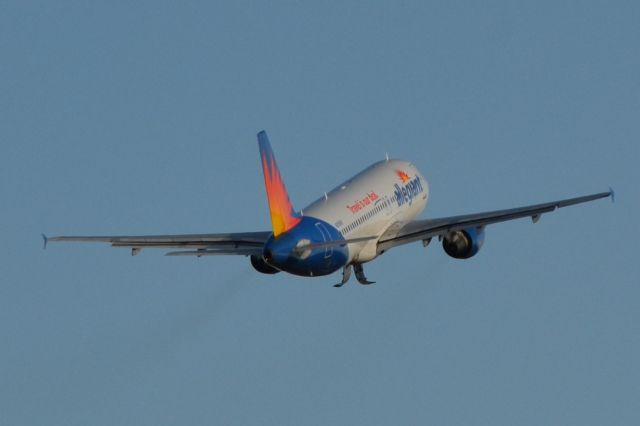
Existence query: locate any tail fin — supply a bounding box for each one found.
[258,131,301,237]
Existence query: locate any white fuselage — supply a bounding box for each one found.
[304,160,429,263]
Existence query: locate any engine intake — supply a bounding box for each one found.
[250,255,280,274]
[442,227,485,259]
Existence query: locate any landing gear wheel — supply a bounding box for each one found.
[353,263,375,285]
[333,264,353,287]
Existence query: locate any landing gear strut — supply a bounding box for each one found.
[333,264,352,287]
[333,263,375,287]
[353,263,375,285]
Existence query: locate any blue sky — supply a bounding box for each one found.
[2,1,639,424]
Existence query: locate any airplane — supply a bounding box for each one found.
[44,130,613,287]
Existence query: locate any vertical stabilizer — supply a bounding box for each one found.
[258,131,301,237]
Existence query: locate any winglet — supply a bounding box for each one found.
[41,233,48,250]
[609,186,615,203]
[257,131,301,237]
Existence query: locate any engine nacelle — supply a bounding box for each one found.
[442,227,485,259]
[250,255,280,274]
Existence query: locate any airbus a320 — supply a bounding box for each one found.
[45,131,613,287]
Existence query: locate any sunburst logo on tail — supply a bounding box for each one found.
[396,170,411,183]
[258,131,301,237]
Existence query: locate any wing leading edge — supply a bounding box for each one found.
[378,190,613,251]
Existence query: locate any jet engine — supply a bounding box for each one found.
[442,227,485,259]
[250,255,280,274]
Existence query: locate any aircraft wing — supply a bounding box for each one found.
[377,190,613,251]
[44,231,271,256]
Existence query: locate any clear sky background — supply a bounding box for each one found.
[2,1,639,425]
